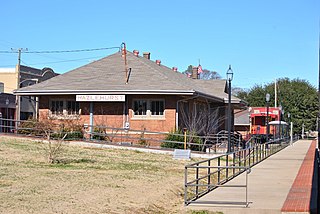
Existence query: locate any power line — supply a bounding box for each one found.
[25,55,106,65]
[0,55,105,67]
[0,46,120,54]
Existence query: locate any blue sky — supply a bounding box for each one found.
[0,0,319,89]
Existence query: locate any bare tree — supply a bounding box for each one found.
[35,118,67,164]
[45,131,67,164]
[178,101,226,150]
[92,106,123,142]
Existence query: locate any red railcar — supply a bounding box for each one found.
[250,107,281,136]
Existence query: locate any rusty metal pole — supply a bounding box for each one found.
[184,128,187,150]
[121,42,128,83]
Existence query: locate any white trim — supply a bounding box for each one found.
[132,98,166,119]
[49,98,80,118]
[15,90,195,96]
[269,121,288,125]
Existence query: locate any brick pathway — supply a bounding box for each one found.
[281,139,316,213]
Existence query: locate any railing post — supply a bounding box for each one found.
[238,150,241,170]
[183,128,187,150]
[259,144,262,161]
[184,166,188,205]
[252,147,255,165]
[246,168,249,207]
[218,157,221,184]
[243,149,246,168]
[233,152,235,176]
[264,143,267,159]
[195,163,199,197]
[226,155,229,180]
[249,148,251,167]
[208,160,211,191]
[256,144,258,163]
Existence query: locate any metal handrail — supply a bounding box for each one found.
[186,166,251,207]
[184,136,299,206]
[0,118,242,152]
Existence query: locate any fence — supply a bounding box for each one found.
[184,135,299,206]
[0,118,243,152]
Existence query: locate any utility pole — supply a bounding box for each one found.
[275,79,277,108]
[12,48,27,131]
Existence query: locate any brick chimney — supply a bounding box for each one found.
[172,67,178,72]
[192,66,198,79]
[133,50,139,56]
[143,52,150,59]
[156,60,161,65]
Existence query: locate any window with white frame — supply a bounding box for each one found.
[67,101,80,115]
[133,100,147,115]
[151,100,164,115]
[50,100,64,115]
[133,99,164,117]
[50,100,80,116]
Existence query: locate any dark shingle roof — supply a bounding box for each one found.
[15,51,241,103]
[234,109,250,125]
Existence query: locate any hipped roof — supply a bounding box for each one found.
[15,51,241,104]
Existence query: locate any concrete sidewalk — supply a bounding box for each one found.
[188,140,314,214]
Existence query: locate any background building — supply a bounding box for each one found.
[0,65,58,120]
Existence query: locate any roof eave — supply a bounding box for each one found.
[195,92,224,103]
[14,89,196,96]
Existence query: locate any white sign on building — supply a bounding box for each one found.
[76,95,125,102]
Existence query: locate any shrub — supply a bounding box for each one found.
[161,129,185,149]
[17,119,38,135]
[18,119,83,140]
[92,126,105,140]
[51,130,83,140]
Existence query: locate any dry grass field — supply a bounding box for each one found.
[0,136,207,214]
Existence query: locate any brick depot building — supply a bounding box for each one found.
[15,50,243,135]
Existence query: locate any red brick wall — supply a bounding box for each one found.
[127,95,176,132]
[38,94,229,135]
[39,94,178,133]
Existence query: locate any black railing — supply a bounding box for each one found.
[184,135,299,206]
[0,118,242,152]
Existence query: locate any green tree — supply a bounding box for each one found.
[236,78,318,134]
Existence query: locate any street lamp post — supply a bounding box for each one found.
[226,65,233,153]
[266,93,270,142]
